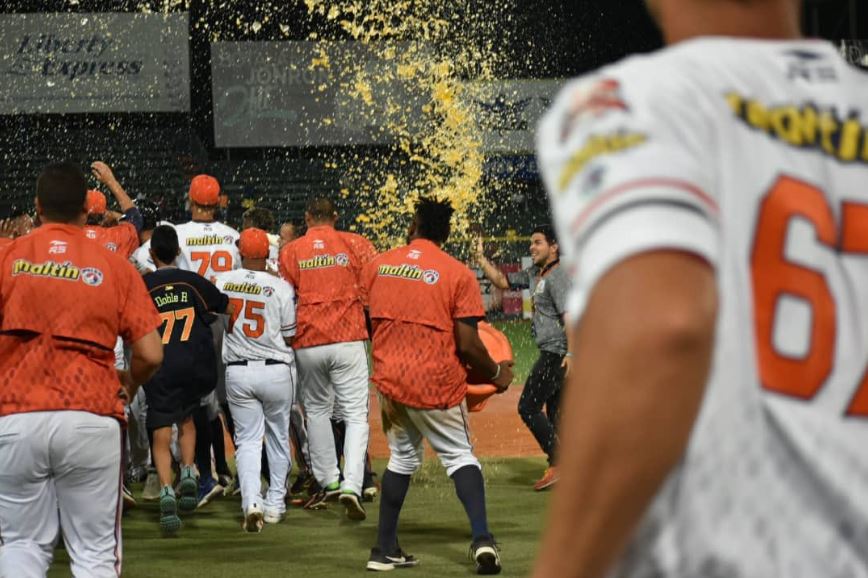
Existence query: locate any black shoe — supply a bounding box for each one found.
[366,547,419,571]
[290,471,312,496]
[470,535,501,575]
[303,489,328,510]
[339,491,367,521]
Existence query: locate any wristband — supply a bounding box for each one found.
[491,363,501,381]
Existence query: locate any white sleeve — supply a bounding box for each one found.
[537,61,720,319]
[279,282,297,338]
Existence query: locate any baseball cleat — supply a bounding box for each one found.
[323,481,341,502]
[122,485,137,511]
[470,535,502,575]
[159,487,181,537]
[263,508,285,524]
[142,469,160,501]
[197,477,224,509]
[533,467,559,492]
[366,547,419,571]
[339,491,367,521]
[243,503,265,533]
[303,489,329,510]
[178,466,198,513]
[363,485,379,502]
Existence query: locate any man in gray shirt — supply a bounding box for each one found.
[475,224,571,491]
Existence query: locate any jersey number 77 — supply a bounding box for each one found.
[752,175,868,417]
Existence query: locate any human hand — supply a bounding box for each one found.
[91,161,117,186]
[492,360,514,391]
[561,355,572,378]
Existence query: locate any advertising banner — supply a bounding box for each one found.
[0,12,190,114]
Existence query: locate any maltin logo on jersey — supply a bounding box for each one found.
[377,264,440,285]
[726,93,868,164]
[298,254,349,270]
[186,235,226,246]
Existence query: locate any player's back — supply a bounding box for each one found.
[143,267,226,392]
[174,220,240,281]
[215,268,296,365]
[278,225,376,348]
[540,39,868,577]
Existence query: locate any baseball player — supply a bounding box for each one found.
[534,1,868,577]
[142,225,231,536]
[475,225,571,491]
[174,174,240,503]
[362,198,513,574]
[130,200,171,275]
[0,161,163,577]
[238,208,314,496]
[215,228,297,532]
[84,161,142,259]
[174,174,240,281]
[278,197,377,520]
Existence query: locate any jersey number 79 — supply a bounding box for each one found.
[752,176,868,417]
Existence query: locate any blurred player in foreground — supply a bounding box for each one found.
[534,0,868,576]
[363,198,513,574]
[0,162,163,576]
[216,228,297,532]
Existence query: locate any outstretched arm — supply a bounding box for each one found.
[533,250,717,578]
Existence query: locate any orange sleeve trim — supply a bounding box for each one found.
[570,177,719,234]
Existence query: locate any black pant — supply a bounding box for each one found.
[518,351,565,465]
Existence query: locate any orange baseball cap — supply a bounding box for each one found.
[238,227,270,259]
[86,189,107,215]
[189,174,221,206]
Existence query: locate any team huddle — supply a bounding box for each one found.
[0,162,513,577]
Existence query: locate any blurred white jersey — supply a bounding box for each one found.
[538,39,868,578]
[215,269,296,365]
[130,221,174,274]
[174,220,241,281]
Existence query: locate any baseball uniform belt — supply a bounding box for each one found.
[226,359,287,367]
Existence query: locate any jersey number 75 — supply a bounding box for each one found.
[228,298,265,338]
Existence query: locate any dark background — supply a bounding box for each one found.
[0,0,863,230]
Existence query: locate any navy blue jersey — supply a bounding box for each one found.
[143,267,228,398]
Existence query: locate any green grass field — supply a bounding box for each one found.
[48,458,549,577]
[47,319,543,577]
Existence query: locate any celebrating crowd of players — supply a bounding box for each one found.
[0,160,515,577]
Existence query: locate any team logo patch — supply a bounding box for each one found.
[561,78,627,141]
[335,253,349,266]
[106,242,118,252]
[80,267,104,287]
[262,286,274,297]
[224,235,234,243]
[422,270,440,285]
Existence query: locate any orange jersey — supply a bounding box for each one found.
[0,238,12,248]
[363,239,485,409]
[84,222,140,258]
[278,225,377,348]
[0,224,161,421]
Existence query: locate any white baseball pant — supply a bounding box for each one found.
[226,362,295,514]
[0,411,123,578]
[380,395,481,477]
[126,388,150,474]
[295,341,370,496]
